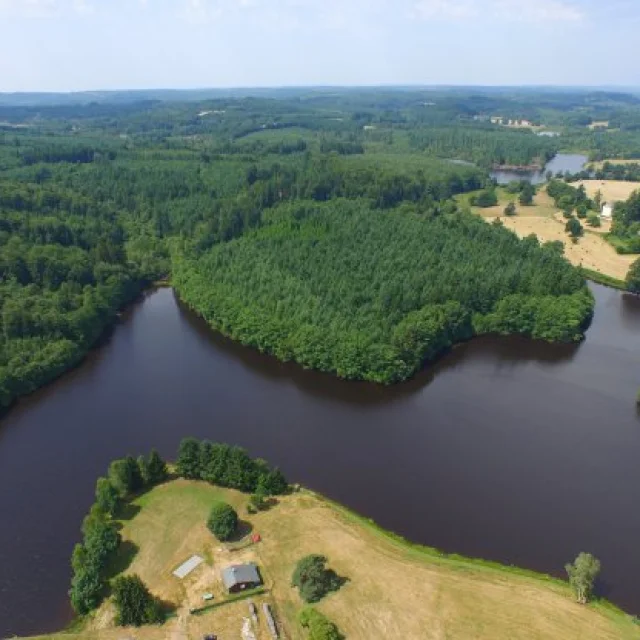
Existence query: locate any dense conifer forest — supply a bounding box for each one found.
[3,87,638,397]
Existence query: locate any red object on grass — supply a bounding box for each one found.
[252,533,262,543]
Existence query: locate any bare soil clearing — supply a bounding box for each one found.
[24,480,640,640]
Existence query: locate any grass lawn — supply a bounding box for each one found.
[23,480,640,640]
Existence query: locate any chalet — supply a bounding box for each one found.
[221,563,262,594]
[601,203,613,219]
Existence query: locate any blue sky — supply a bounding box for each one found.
[0,0,638,92]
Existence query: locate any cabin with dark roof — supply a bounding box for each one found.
[221,563,262,594]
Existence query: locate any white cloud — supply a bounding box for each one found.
[0,0,98,16]
[412,0,584,22]
[412,0,478,20]
[493,0,583,22]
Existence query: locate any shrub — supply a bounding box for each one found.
[249,491,267,512]
[207,501,238,541]
[299,607,343,640]
[292,555,344,603]
[586,213,601,227]
[473,189,498,208]
[112,574,164,626]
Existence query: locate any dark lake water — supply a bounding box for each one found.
[1,284,639,638]
[491,153,588,185]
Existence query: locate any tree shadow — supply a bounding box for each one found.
[326,569,349,596]
[104,540,140,581]
[157,596,178,621]
[228,519,254,543]
[117,502,142,521]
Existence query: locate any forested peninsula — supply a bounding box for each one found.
[3,87,633,401]
[174,200,592,383]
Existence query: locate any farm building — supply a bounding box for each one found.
[601,203,614,219]
[222,563,262,594]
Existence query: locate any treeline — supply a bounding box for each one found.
[590,161,640,182]
[69,443,287,616]
[173,200,593,384]
[0,177,144,408]
[20,144,115,165]
[408,126,557,168]
[612,191,640,253]
[176,438,288,495]
[70,450,168,614]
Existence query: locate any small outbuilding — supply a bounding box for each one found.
[601,203,614,219]
[221,563,262,594]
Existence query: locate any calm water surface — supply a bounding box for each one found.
[0,284,639,637]
[491,153,588,184]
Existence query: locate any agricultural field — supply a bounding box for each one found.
[25,480,640,640]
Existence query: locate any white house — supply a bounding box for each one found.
[601,203,613,219]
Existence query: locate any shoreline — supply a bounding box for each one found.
[28,481,639,639]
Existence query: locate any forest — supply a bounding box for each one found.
[2,86,638,397]
[173,200,592,383]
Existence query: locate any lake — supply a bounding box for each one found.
[491,153,588,185]
[0,284,639,637]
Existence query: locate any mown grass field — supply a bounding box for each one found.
[464,187,636,281]
[24,480,640,640]
[573,179,640,203]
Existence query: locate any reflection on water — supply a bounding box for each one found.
[491,153,588,185]
[0,284,639,637]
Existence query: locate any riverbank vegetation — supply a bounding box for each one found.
[23,478,640,640]
[3,87,640,400]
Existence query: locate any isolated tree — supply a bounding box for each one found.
[146,449,168,485]
[112,574,163,626]
[292,554,344,603]
[519,183,535,205]
[626,258,640,294]
[95,477,120,516]
[504,201,517,216]
[565,552,601,604]
[474,189,498,208]
[565,217,583,238]
[207,501,238,541]
[176,437,201,479]
[594,189,603,210]
[576,203,588,219]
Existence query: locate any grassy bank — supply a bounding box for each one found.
[579,268,626,290]
[24,480,640,640]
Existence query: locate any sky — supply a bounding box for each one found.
[0,0,639,92]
